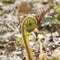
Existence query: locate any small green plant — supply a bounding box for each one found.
[16,33,31,45]
[50,4,60,25]
[50,4,60,13]
[53,5,60,13]
[20,2,55,60]
[21,16,36,60]
[16,37,22,45]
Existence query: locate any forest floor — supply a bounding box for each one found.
[0,0,60,60]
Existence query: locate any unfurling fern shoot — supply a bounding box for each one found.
[21,17,37,60]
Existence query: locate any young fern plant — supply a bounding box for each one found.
[21,16,37,60]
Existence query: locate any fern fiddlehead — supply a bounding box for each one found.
[21,17,36,60]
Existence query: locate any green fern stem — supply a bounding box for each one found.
[21,17,36,60]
